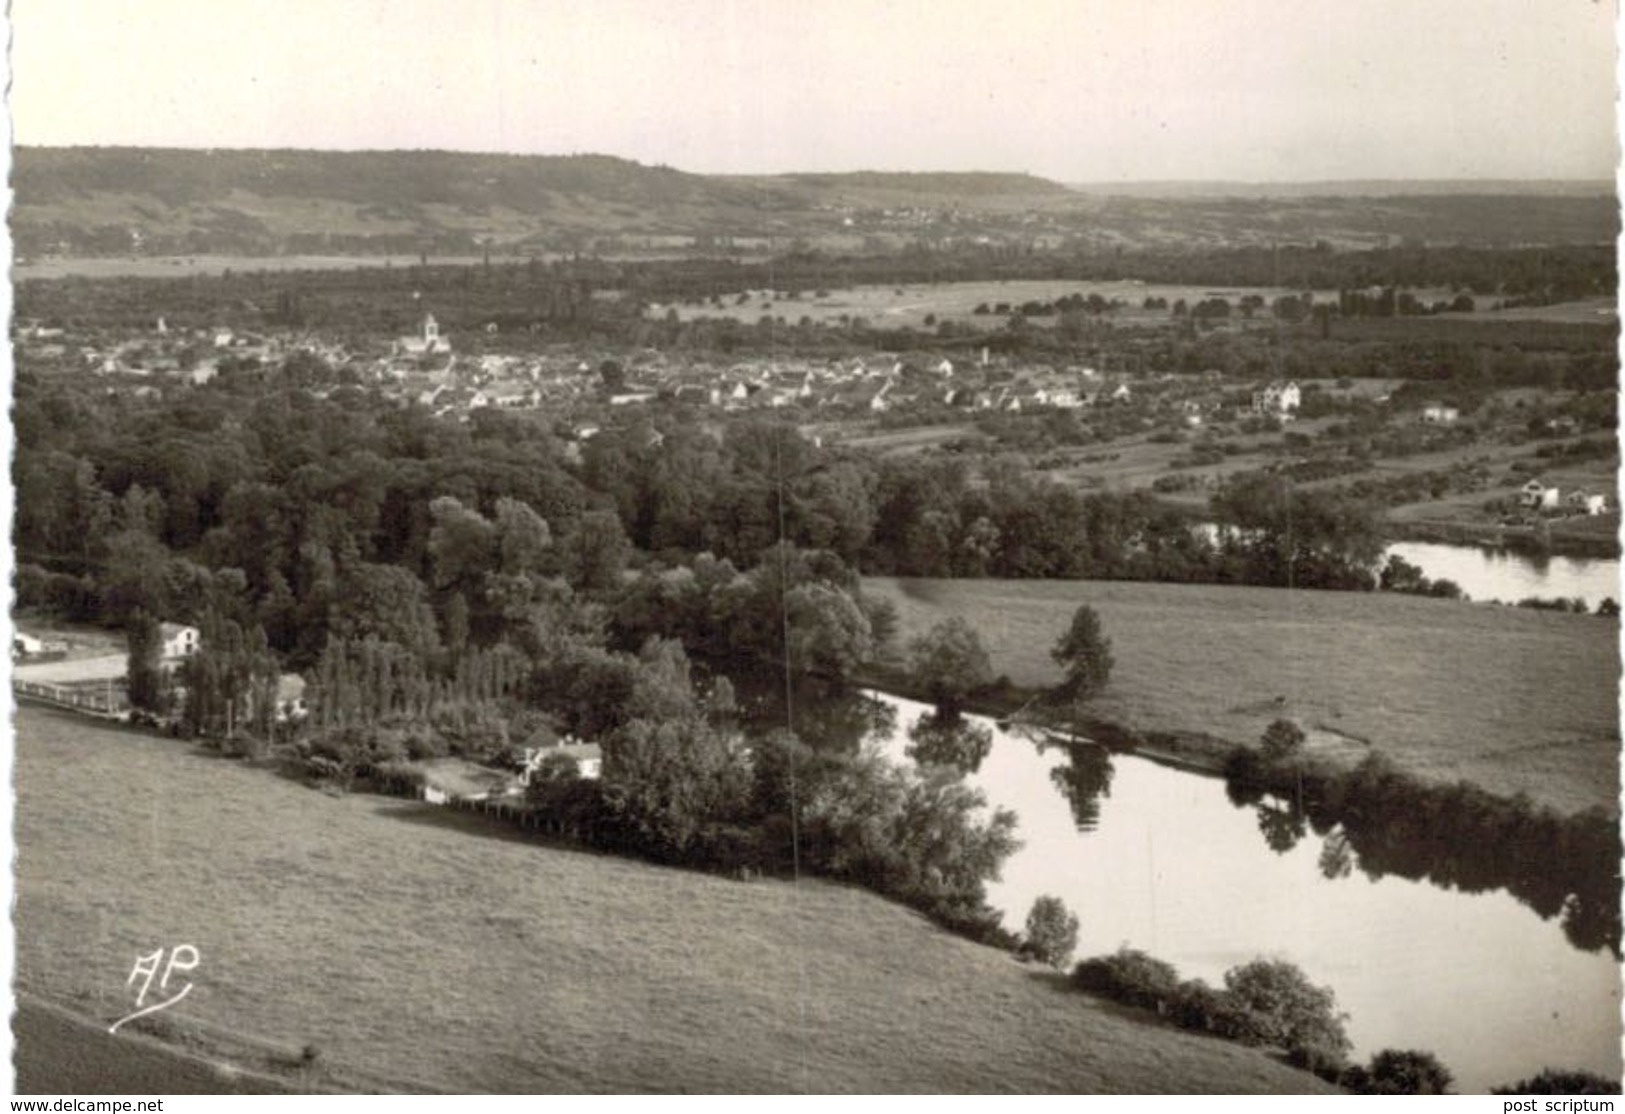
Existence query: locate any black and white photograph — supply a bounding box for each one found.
[5,0,1622,1097]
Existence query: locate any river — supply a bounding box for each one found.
[1391,541,1620,610]
[855,691,1622,1094]
[1195,522,1620,610]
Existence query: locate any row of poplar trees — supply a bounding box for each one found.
[305,637,527,728]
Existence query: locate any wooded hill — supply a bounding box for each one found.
[11,147,1074,257]
[14,147,1619,260]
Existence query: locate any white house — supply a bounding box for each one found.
[1520,480,1560,510]
[521,738,603,782]
[557,743,602,780]
[12,632,44,659]
[1566,490,1608,516]
[275,674,308,723]
[1421,404,1460,425]
[159,623,200,660]
[1252,380,1301,415]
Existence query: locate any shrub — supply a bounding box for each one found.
[373,761,428,799]
[1022,895,1080,969]
[1517,596,1589,614]
[1492,1069,1622,1095]
[1152,473,1200,494]
[1260,719,1305,763]
[1222,959,1352,1071]
[402,725,446,761]
[298,724,407,782]
[1167,978,1254,1038]
[1341,1049,1455,1095]
[301,754,348,785]
[1072,948,1181,1010]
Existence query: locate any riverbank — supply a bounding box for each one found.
[1385,516,1621,561]
[854,687,1623,1093]
[13,704,1335,1094]
[859,661,1237,780]
[864,576,1621,817]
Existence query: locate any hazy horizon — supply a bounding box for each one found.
[9,143,1617,192]
[10,0,1619,183]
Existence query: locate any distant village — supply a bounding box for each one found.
[16,306,1607,526]
[14,308,1317,429]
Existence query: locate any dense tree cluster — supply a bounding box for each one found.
[177,608,280,752]
[12,355,1035,928]
[865,453,1384,587]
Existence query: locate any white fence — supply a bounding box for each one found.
[13,678,128,718]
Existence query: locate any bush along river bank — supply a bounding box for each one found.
[851,659,1622,963]
[803,664,1622,1093]
[1221,742,1621,957]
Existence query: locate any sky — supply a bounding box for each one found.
[7,0,1621,182]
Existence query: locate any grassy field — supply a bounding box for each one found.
[652,280,1341,333]
[1445,297,1618,325]
[865,577,1621,816]
[14,652,127,684]
[1046,423,1336,498]
[651,280,1610,333]
[11,616,124,661]
[14,254,496,280]
[13,705,1331,1094]
[14,998,299,1095]
[834,423,983,456]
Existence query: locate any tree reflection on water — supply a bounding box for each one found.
[1031,732,1116,832]
[1255,795,1309,855]
[1225,759,1622,957]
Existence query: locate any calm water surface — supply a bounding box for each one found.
[1390,542,1620,610]
[863,691,1622,1094]
[1195,525,1620,610]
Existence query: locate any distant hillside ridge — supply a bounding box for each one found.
[1065,179,1617,199]
[11,146,1083,258]
[752,170,1073,196]
[12,146,1618,259]
[12,146,766,209]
